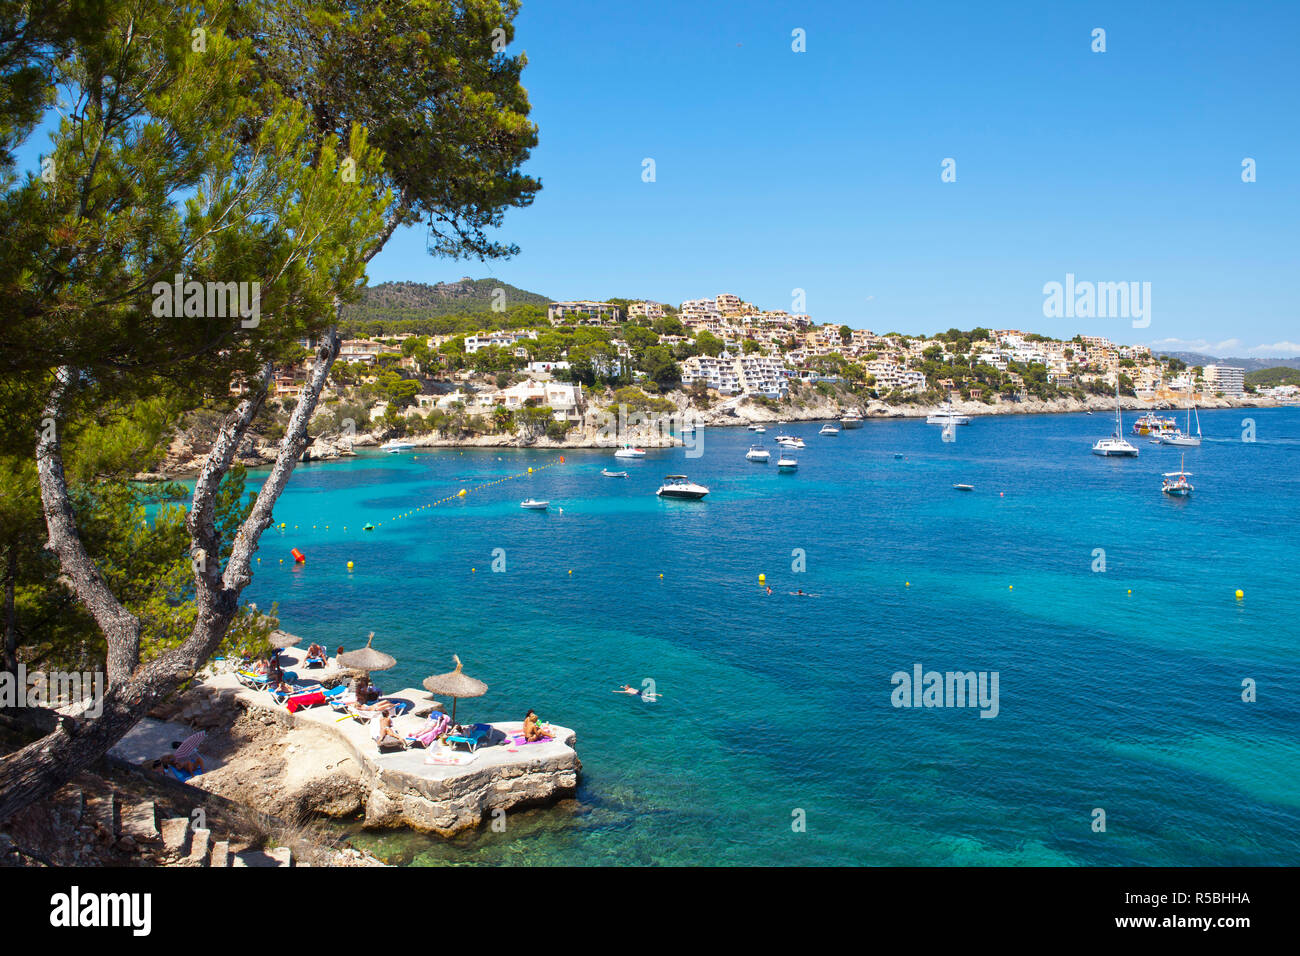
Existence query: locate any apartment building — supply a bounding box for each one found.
[1203,364,1245,396]
[548,300,621,325]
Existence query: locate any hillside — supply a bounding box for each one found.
[347,278,551,317]
[1245,366,1300,387]
[1156,351,1300,373]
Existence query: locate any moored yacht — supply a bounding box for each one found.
[614,443,646,458]
[839,411,864,429]
[745,445,770,462]
[656,475,709,499]
[926,403,971,426]
[777,453,798,471]
[819,423,840,436]
[1161,455,1194,496]
[520,499,549,510]
[1093,378,1139,457]
[381,438,414,453]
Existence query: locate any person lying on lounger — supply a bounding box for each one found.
[352,698,398,715]
[305,643,327,666]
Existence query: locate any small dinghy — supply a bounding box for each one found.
[601,469,629,478]
[520,499,549,510]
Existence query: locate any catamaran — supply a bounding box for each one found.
[656,475,709,500]
[1161,455,1194,496]
[1092,378,1139,457]
[1160,399,1202,447]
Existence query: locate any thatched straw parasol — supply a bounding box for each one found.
[422,655,487,723]
[268,630,300,649]
[337,632,397,675]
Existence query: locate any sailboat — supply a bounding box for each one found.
[1092,377,1139,457]
[1160,397,1202,447]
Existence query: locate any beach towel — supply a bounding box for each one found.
[508,733,553,746]
[172,731,206,761]
[424,749,477,766]
[286,690,326,713]
[408,713,452,748]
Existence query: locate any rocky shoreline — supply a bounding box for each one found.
[142,391,1286,480]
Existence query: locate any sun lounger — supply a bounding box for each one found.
[446,726,490,752]
[235,669,273,690]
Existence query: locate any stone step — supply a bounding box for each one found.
[159,817,192,856]
[85,794,119,841]
[187,828,212,866]
[209,840,230,868]
[231,846,292,868]
[120,801,160,843]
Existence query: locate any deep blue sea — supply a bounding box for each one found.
[239,406,1300,866]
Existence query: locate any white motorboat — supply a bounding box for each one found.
[819,424,840,436]
[381,439,414,453]
[777,454,798,471]
[520,499,549,510]
[601,469,629,478]
[778,437,806,449]
[840,412,864,429]
[1161,455,1194,496]
[926,403,972,426]
[614,443,646,459]
[745,445,770,462]
[1092,378,1139,457]
[656,475,709,500]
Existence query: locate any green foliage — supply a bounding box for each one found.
[1245,366,1300,387]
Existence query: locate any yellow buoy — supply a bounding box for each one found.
[568,569,572,575]
[347,561,353,570]
[458,489,466,497]
[758,573,766,584]
[1008,585,1013,590]
[659,573,664,580]
[528,467,533,473]
[1127,589,1132,594]
[905,581,910,587]
[279,558,283,564]
[1235,589,1244,600]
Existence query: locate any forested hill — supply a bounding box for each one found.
[341,278,553,337]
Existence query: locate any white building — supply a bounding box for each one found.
[548,301,620,325]
[1203,364,1245,396]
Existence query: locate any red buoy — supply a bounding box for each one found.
[291,548,306,563]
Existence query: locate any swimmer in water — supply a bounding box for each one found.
[765,585,773,595]
[614,684,641,696]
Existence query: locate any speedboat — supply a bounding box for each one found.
[656,475,709,500]
[747,424,766,433]
[773,434,795,443]
[745,445,770,462]
[614,443,646,458]
[1161,455,1194,496]
[819,424,840,436]
[840,412,864,429]
[520,499,549,510]
[953,483,974,492]
[778,437,805,449]
[926,403,971,426]
[601,469,629,478]
[381,439,414,453]
[777,454,798,471]
[1093,379,1139,457]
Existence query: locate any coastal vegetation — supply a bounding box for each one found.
[0,0,540,822]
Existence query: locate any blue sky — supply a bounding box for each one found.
[12,2,1296,355]
[368,0,1299,355]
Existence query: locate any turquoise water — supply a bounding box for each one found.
[240,407,1300,866]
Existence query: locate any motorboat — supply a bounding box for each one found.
[1161,455,1194,496]
[839,412,864,429]
[778,437,805,449]
[746,445,770,462]
[819,424,840,436]
[520,499,549,510]
[926,403,972,426]
[747,424,766,433]
[601,469,629,478]
[614,443,646,458]
[656,475,709,500]
[953,483,974,492]
[1092,378,1139,457]
[777,454,798,471]
[381,439,414,453]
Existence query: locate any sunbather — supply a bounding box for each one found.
[305,643,327,667]
[523,709,547,742]
[373,712,404,748]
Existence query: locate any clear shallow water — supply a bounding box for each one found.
[239,407,1300,866]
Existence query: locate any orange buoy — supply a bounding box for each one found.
[291,548,306,563]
